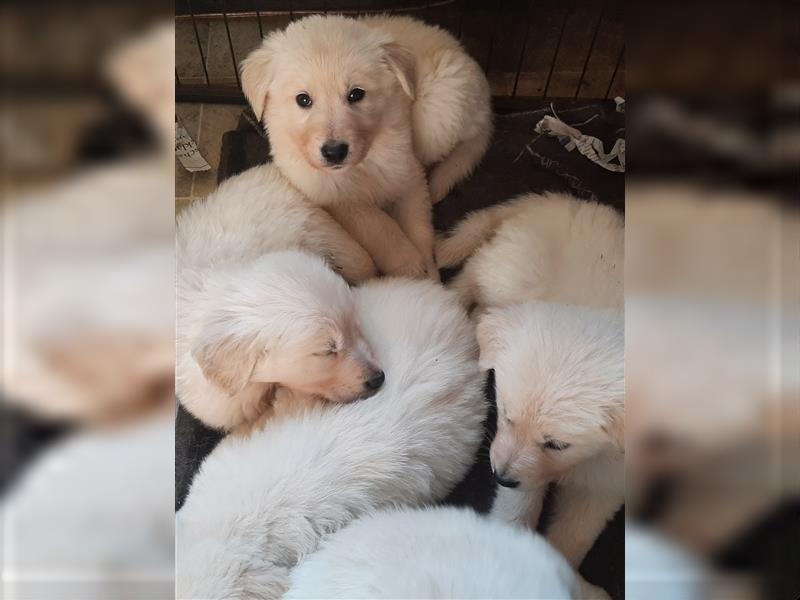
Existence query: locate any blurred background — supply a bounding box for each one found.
[625,1,799,599]
[1,1,175,599]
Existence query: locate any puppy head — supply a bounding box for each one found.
[478,302,624,490]
[240,15,415,175]
[192,251,383,403]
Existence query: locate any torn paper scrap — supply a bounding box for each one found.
[535,114,625,173]
[175,117,210,172]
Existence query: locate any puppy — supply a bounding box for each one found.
[178,163,376,284]
[436,193,624,311]
[177,278,486,599]
[287,506,609,599]
[241,15,491,279]
[482,301,624,570]
[177,165,382,432]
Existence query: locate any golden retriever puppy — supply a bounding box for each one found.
[178,250,384,435]
[241,15,491,279]
[436,193,624,312]
[178,179,385,433]
[482,302,624,571]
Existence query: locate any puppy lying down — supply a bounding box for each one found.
[436,192,624,311]
[242,15,491,279]
[482,302,624,572]
[287,506,608,599]
[178,165,383,433]
[176,277,486,599]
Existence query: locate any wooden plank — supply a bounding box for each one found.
[577,0,623,99]
[546,0,605,98]
[513,1,569,97]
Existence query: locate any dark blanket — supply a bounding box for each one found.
[175,100,626,598]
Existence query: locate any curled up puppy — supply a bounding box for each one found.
[241,15,491,279]
[177,166,385,434]
[436,193,624,312]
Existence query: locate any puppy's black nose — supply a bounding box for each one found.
[494,471,520,488]
[321,140,349,165]
[365,369,385,391]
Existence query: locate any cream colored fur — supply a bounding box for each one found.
[436,193,624,311]
[241,15,491,279]
[176,278,486,599]
[177,168,384,432]
[287,506,609,599]
[483,302,624,574]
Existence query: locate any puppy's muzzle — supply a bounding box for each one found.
[493,470,520,488]
[360,367,385,397]
[320,140,349,166]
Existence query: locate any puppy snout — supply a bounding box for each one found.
[493,469,520,489]
[364,368,385,392]
[320,140,349,165]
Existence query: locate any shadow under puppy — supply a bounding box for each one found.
[177,277,486,599]
[241,14,491,279]
[178,165,384,434]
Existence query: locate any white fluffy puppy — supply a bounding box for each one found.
[483,302,624,570]
[178,171,384,432]
[177,279,486,599]
[178,164,376,283]
[241,15,491,279]
[287,506,608,599]
[436,193,624,311]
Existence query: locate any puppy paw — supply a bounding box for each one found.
[428,173,451,205]
[386,258,429,279]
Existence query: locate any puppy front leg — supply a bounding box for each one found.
[307,206,378,283]
[545,486,623,568]
[391,173,438,280]
[326,204,430,279]
[490,485,546,530]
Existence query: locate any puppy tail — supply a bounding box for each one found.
[435,201,516,267]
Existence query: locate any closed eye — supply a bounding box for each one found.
[543,439,571,451]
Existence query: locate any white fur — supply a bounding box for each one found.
[436,193,624,311]
[287,506,599,599]
[176,278,486,599]
[177,165,385,432]
[241,15,491,278]
[483,302,624,571]
[177,163,375,282]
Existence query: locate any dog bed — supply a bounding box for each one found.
[175,99,626,598]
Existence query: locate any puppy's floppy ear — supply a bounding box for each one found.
[476,309,508,371]
[382,43,416,100]
[191,323,262,396]
[240,45,273,121]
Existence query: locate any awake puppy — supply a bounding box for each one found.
[481,302,624,570]
[241,15,491,279]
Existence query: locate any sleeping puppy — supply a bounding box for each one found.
[177,278,486,599]
[287,506,609,599]
[178,167,383,432]
[482,302,624,572]
[436,193,624,312]
[241,15,491,279]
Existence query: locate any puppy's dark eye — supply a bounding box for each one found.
[543,439,571,451]
[347,88,365,103]
[296,93,312,108]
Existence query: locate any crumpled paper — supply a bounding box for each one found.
[535,111,625,173]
